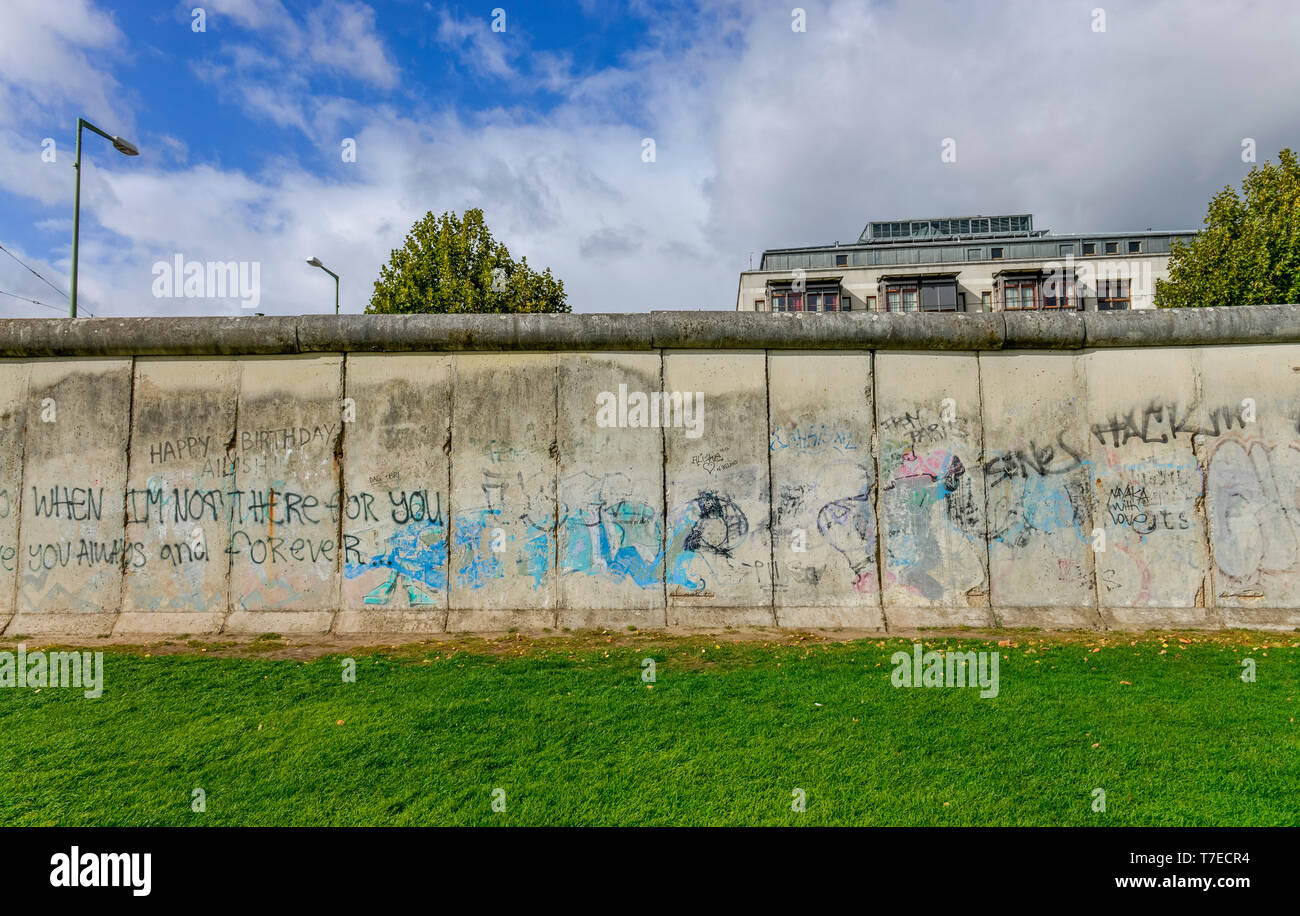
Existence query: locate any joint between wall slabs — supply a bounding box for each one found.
[1188,351,1222,628]
[447,354,459,629]
[658,348,669,618]
[869,351,890,633]
[4,366,30,631]
[442,358,453,633]
[330,353,348,634]
[550,355,560,629]
[975,351,996,627]
[115,356,138,622]
[218,360,242,633]
[763,350,777,626]
[1079,353,1105,632]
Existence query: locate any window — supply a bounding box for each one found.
[1059,245,1074,257]
[772,281,847,313]
[1128,240,1142,254]
[865,296,876,311]
[919,280,959,312]
[1097,279,1130,310]
[958,293,966,311]
[1002,280,1037,310]
[1104,241,1119,255]
[835,253,848,267]
[777,288,839,312]
[839,293,851,311]
[1043,274,1079,309]
[966,248,982,260]
[885,286,918,312]
[991,247,1004,259]
[980,291,992,311]
[755,299,765,311]
[1082,242,1096,256]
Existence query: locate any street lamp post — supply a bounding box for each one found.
[71,117,139,318]
[306,257,339,314]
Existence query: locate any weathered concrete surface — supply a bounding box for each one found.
[767,351,881,628]
[1198,344,1300,629]
[224,357,342,634]
[663,350,773,626]
[556,352,666,630]
[7,304,1299,357]
[1085,348,1212,629]
[447,353,558,631]
[11,359,131,635]
[874,352,991,628]
[0,362,28,629]
[980,352,1101,628]
[337,353,451,634]
[118,358,238,634]
[3,305,1300,636]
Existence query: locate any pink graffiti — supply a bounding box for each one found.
[895,448,953,481]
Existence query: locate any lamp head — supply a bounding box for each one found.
[306,257,323,268]
[112,136,139,156]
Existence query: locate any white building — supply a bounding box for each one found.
[735,214,1197,314]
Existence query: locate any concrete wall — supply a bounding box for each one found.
[2,306,1300,635]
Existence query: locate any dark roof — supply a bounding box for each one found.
[762,227,1198,258]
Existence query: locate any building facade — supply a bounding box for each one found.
[735,214,1197,314]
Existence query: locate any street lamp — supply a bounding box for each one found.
[71,117,139,318]
[306,257,339,315]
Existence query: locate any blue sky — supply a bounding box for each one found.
[2,0,1299,316]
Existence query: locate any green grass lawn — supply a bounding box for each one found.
[0,630,1295,826]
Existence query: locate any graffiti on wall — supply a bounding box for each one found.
[877,407,986,601]
[344,491,446,606]
[559,470,662,589]
[12,380,1300,618]
[1207,436,1300,591]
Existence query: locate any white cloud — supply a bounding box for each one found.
[197,0,291,33]
[434,8,519,80]
[0,0,127,126]
[304,2,399,89]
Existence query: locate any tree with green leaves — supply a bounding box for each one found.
[367,208,568,314]
[1156,148,1300,308]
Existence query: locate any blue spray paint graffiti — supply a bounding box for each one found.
[453,508,552,590]
[344,516,447,605]
[561,498,662,588]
